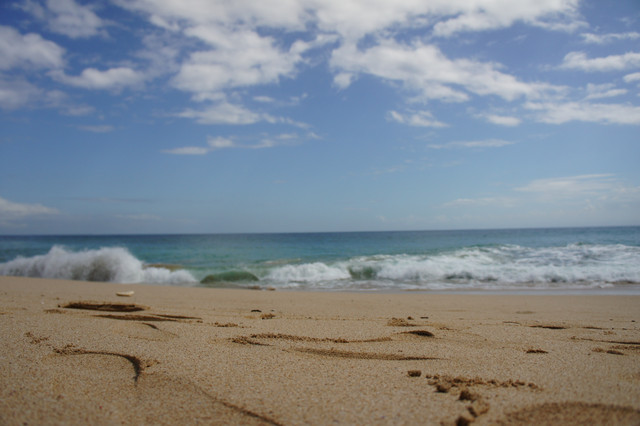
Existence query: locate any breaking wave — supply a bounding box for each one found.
[262,244,640,290]
[0,246,197,285]
[2,242,638,291]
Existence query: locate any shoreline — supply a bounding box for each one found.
[1,276,639,425]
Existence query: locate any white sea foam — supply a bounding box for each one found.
[263,244,640,289]
[0,246,197,285]
[2,242,638,290]
[265,262,350,283]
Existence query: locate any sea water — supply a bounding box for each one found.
[1,227,639,293]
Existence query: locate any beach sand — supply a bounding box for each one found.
[1,276,639,425]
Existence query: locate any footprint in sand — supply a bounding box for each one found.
[111,321,179,342]
[46,345,281,425]
[229,330,440,361]
[421,373,540,425]
[61,301,148,312]
[52,345,151,382]
[498,402,640,425]
[56,301,202,341]
[529,324,568,330]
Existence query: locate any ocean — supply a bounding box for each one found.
[1,227,639,293]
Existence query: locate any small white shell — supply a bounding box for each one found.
[116,291,135,297]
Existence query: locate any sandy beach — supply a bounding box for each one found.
[1,276,639,425]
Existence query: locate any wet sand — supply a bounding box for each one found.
[1,276,639,425]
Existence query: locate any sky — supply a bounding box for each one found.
[0,0,639,235]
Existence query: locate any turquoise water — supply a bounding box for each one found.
[1,227,639,292]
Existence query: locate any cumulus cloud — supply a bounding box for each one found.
[172,27,305,95]
[560,51,640,72]
[50,67,145,90]
[163,136,239,155]
[431,0,582,37]
[428,139,514,149]
[20,0,104,38]
[5,0,623,130]
[0,196,59,221]
[162,146,210,155]
[78,125,114,133]
[388,110,448,128]
[116,213,161,221]
[253,96,275,103]
[177,101,266,125]
[0,78,42,109]
[207,137,235,150]
[117,0,307,32]
[445,174,640,211]
[48,0,103,38]
[0,76,82,111]
[116,0,578,109]
[0,25,65,70]
[331,40,556,103]
[623,72,640,84]
[163,133,308,155]
[584,83,627,100]
[118,0,581,40]
[481,114,522,126]
[580,32,640,44]
[526,101,640,124]
[515,174,621,198]
[443,197,516,208]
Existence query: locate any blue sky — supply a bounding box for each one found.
[1,0,639,234]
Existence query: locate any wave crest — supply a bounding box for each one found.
[262,244,640,289]
[0,246,197,285]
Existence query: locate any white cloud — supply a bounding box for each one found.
[431,0,582,37]
[333,72,355,90]
[47,0,104,38]
[134,33,183,79]
[20,0,104,38]
[117,0,579,102]
[0,76,84,111]
[208,137,236,150]
[178,101,265,125]
[313,0,582,39]
[0,196,59,220]
[100,0,579,132]
[163,136,238,155]
[580,32,640,44]
[0,25,65,70]
[481,114,522,126]
[163,133,308,156]
[50,67,145,90]
[172,27,305,95]
[119,0,581,40]
[71,196,152,204]
[443,197,516,208]
[442,175,640,223]
[560,51,640,72]
[116,213,161,221]
[623,72,640,83]
[117,0,307,32]
[515,174,618,198]
[0,78,42,109]
[253,96,275,103]
[78,125,114,133]
[584,83,627,100]
[62,104,94,116]
[331,40,556,103]
[162,146,210,155]
[428,139,514,149]
[526,101,640,124]
[388,110,448,128]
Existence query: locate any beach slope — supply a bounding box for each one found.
[1,276,639,425]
